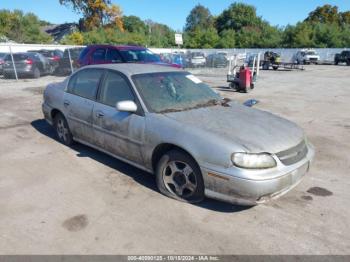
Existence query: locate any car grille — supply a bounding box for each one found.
[310,58,317,61]
[276,140,308,166]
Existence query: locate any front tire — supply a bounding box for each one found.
[156,150,205,203]
[54,113,73,146]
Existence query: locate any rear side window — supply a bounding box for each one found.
[5,54,28,61]
[98,71,135,107]
[78,47,90,60]
[67,69,104,100]
[92,48,106,62]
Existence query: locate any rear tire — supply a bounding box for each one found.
[156,149,205,203]
[33,67,40,78]
[54,113,73,146]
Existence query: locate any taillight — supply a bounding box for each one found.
[0,59,4,65]
[25,59,33,65]
[52,56,60,61]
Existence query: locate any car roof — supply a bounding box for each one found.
[86,44,146,51]
[82,63,183,76]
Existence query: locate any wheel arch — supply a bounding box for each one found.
[51,108,64,121]
[151,143,198,172]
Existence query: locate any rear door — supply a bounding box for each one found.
[92,70,145,164]
[63,68,104,143]
[91,48,107,65]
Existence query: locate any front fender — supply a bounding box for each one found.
[143,113,246,170]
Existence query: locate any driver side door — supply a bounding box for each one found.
[92,70,146,165]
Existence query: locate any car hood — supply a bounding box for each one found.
[163,102,304,153]
[141,61,181,68]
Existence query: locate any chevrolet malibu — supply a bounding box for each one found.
[42,64,314,205]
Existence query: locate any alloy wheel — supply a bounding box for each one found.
[162,160,197,198]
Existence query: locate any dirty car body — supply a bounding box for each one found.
[42,64,314,205]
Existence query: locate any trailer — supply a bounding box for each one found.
[261,51,305,71]
[262,60,305,71]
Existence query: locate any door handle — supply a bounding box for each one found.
[96,111,104,118]
[63,100,70,107]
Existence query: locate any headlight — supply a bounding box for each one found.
[232,153,277,169]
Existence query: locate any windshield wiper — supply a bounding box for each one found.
[158,98,227,114]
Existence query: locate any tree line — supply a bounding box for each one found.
[0,1,349,48]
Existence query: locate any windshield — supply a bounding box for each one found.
[132,72,221,113]
[306,51,317,55]
[192,52,204,58]
[119,49,161,63]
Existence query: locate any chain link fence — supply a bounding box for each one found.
[0,43,349,80]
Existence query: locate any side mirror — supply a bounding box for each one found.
[116,100,137,113]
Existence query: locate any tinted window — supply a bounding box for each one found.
[119,49,160,62]
[106,49,123,62]
[67,69,104,100]
[98,71,135,107]
[92,48,106,61]
[79,47,90,60]
[5,54,28,61]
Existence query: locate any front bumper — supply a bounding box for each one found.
[42,102,53,125]
[200,144,315,206]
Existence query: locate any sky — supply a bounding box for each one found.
[1,0,350,30]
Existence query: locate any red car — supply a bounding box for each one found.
[77,44,180,68]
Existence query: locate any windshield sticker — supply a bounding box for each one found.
[186,74,202,84]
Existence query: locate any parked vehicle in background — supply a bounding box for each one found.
[3,52,52,78]
[295,49,320,64]
[55,47,83,75]
[0,52,7,75]
[28,49,63,73]
[206,53,228,68]
[172,53,188,68]
[77,44,180,68]
[189,52,206,68]
[42,63,314,206]
[334,50,350,65]
[262,51,281,70]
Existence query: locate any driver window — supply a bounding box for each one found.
[92,48,106,62]
[106,49,123,62]
[98,71,135,107]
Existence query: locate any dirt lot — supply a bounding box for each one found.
[0,65,349,255]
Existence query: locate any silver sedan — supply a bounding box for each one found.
[42,64,314,205]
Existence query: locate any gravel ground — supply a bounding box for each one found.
[0,65,349,255]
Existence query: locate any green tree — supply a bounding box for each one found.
[305,4,339,24]
[313,23,341,47]
[184,4,219,48]
[146,20,175,47]
[123,15,147,34]
[216,29,235,48]
[0,9,51,43]
[185,4,214,32]
[216,3,259,33]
